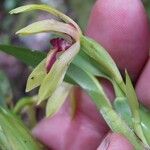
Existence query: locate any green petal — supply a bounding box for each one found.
[9,4,81,34]
[38,41,80,104]
[26,59,46,92]
[46,82,72,117]
[16,19,79,40]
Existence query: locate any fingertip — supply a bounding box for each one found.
[86,0,149,81]
[136,58,150,108]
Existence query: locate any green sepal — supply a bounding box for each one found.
[26,59,46,92]
[16,19,79,40]
[9,4,81,33]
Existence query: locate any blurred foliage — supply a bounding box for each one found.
[0,70,12,108]
[143,0,150,18]
[0,107,44,150]
[66,0,95,31]
[3,0,22,11]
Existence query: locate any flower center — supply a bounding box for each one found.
[46,38,72,73]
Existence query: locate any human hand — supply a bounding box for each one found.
[32,0,150,149]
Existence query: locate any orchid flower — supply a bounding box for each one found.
[10,4,81,105]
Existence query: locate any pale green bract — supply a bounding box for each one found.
[46,82,72,117]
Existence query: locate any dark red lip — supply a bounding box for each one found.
[46,38,72,73]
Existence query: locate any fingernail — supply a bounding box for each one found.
[98,133,111,150]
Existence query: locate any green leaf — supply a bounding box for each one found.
[125,71,148,146]
[38,42,80,103]
[0,44,46,67]
[0,107,43,150]
[66,63,111,108]
[100,107,143,150]
[140,106,150,146]
[46,82,72,117]
[9,4,81,33]
[80,35,125,92]
[16,19,79,40]
[26,59,46,92]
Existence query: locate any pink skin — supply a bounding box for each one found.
[136,58,150,108]
[86,0,150,81]
[33,0,150,149]
[33,89,109,150]
[97,133,134,150]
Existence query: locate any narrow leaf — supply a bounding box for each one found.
[67,63,112,108]
[0,107,43,150]
[101,107,143,150]
[126,71,148,146]
[46,82,72,117]
[0,44,46,67]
